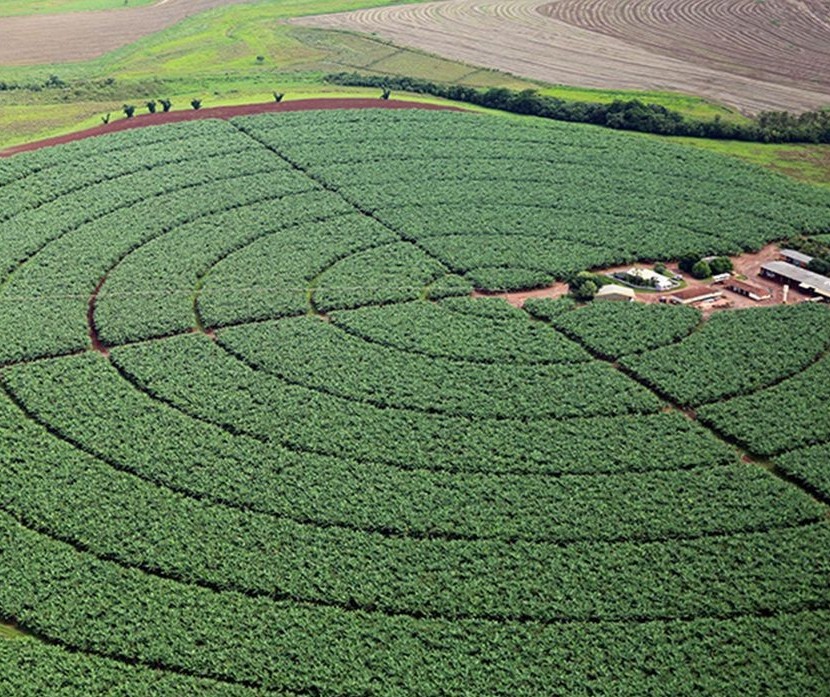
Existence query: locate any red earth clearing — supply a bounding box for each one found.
[483,243,817,315]
[0,98,462,158]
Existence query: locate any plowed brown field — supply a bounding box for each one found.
[0,0,253,64]
[294,0,830,114]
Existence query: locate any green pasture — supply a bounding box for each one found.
[0,0,747,144]
[0,0,153,16]
[0,0,826,186]
[665,136,830,188]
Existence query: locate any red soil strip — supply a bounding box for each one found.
[480,243,816,313]
[472,282,569,308]
[0,99,462,158]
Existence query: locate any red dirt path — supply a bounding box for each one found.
[483,243,816,314]
[0,98,462,158]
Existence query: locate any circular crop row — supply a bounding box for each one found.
[0,108,829,695]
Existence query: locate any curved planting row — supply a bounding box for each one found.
[1,108,829,694]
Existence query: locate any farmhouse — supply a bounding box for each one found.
[780,249,813,267]
[760,261,830,300]
[622,267,674,290]
[667,287,723,305]
[725,279,772,301]
[595,284,636,302]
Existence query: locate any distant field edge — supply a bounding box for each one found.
[0,97,463,158]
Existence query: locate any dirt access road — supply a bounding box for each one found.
[294,0,830,114]
[0,0,254,64]
[483,243,816,315]
[0,98,460,157]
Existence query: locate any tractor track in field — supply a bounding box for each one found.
[293,0,830,114]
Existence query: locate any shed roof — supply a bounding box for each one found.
[761,261,830,297]
[671,287,722,302]
[726,279,771,298]
[780,249,814,264]
[596,284,635,298]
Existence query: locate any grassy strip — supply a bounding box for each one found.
[0,622,27,640]
[0,0,154,16]
[664,136,830,188]
[0,0,742,147]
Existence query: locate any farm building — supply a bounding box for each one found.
[595,284,636,302]
[780,249,813,267]
[725,279,771,301]
[666,287,723,305]
[621,267,674,290]
[760,261,830,300]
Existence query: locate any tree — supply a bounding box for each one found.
[380,88,391,100]
[273,92,284,103]
[146,100,157,114]
[122,104,135,118]
[159,98,172,112]
[191,99,202,110]
[678,254,700,274]
[709,256,733,275]
[691,260,712,279]
[101,113,111,125]
[654,263,668,276]
[573,280,598,301]
[568,271,602,300]
[808,258,830,276]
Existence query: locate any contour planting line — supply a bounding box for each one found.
[525,306,830,512]
[0,497,825,628]
[228,122,459,276]
[0,374,775,545]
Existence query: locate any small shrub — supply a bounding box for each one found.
[101,113,111,125]
[146,100,156,114]
[256,55,265,64]
[159,98,172,112]
[191,99,202,110]
[122,104,135,118]
[273,92,284,103]
[380,88,391,100]
[709,257,733,275]
[691,260,712,279]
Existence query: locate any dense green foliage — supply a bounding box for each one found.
[622,304,830,405]
[0,109,828,695]
[776,443,830,502]
[525,299,702,359]
[326,72,830,144]
[698,354,830,456]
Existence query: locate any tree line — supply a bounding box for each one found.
[325,73,830,144]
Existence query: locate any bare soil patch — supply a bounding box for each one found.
[0,98,461,157]
[541,0,830,97]
[0,0,254,64]
[294,0,830,113]
[480,243,817,314]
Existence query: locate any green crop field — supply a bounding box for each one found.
[1,108,829,695]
